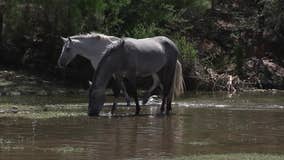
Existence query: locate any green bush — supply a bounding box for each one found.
[173,35,197,63]
[126,23,165,39]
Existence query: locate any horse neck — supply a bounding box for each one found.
[74,38,115,69]
[94,51,122,90]
[94,64,115,91]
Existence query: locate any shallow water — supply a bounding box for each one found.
[0,91,284,160]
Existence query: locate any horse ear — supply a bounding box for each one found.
[61,37,68,42]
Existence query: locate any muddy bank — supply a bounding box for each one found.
[1,65,283,97]
[0,69,88,96]
[185,57,284,92]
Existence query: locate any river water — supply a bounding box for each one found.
[0,91,284,160]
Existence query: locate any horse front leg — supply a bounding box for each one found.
[126,73,140,115]
[88,86,98,116]
[121,83,131,106]
[111,76,128,115]
[130,84,140,115]
[115,74,131,106]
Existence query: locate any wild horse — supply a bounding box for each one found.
[88,36,185,116]
[57,32,167,113]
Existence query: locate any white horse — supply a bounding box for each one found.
[57,32,166,112]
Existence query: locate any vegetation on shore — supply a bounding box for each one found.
[0,0,283,91]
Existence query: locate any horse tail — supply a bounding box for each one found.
[173,60,185,98]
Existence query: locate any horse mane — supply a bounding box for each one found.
[70,32,112,41]
[102,39,125,57]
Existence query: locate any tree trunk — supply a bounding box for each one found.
[211,0,215,10]
[0,7,3,45]
[0,0,4,45]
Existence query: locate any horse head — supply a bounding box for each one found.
[57,37,77,68]
[88,85,105,116]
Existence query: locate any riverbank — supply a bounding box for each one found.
[184,57,284,91]
[1,68,283,97]
[0,69,88,97]
[1,87,283,119]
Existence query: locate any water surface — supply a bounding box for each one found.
[0,91,284,160]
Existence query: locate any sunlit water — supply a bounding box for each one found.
[0,91,284,160]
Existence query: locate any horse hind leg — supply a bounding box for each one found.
[166,79,174,115]
[166,94,173,115]
[134,96,140,115]
[161,64,176,115]
[111,100,118,115]
[160,96,167,115]
[142,73,162,105]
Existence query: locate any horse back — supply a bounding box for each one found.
[123,37,176,76]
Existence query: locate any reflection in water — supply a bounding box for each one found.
[0,92,284,160]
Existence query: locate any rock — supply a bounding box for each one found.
[10,107,18,113]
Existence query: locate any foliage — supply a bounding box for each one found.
[173,35,197,63]
[261,0,284,39]
[2,0,282,90]
[126,23,164,38]
[1,0,208,69]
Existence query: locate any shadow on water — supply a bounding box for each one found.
[0,91,284,160]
